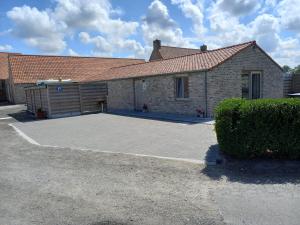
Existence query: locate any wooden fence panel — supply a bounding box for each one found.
[79,82,107,113]
[48,84,81,117]
[292,74,300,93]
[283,75,293,97]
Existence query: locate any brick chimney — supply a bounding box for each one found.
[200,44,207,52]
[153,39,161,51]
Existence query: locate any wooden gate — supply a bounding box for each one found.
[79,82,107,113]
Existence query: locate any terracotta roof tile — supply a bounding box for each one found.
[158,46,201,59]
[0,53,9,80]
[0,52,21,80]
[97,41,255,81]
[9,55,145,84]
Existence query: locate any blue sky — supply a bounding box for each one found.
[0,0,299,66]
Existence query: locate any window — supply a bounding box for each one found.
[175,77,189,98]
[241,74,249,99]
[241,71,261,99]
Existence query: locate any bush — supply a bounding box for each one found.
[215,98,300,159]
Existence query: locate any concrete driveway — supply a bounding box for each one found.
[11,113,220,163]
[2,105,300,225]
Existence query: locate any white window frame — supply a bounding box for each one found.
[242,71,263,99]
[175,76,189,99]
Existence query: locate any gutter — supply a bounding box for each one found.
[104,69,209,82]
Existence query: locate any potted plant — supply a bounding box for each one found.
[196,108,205,117]
[36,108,46,119]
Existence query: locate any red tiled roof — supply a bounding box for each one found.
[0,52,21,80]
[98,41,256,81]
[0,53,9,80]
[9,55,145,84]
[158,46,202,60]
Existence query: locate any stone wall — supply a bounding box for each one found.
[107,72,206,116]
[207,46,283,116]
[107,79,135,111]
[135,73,206,115]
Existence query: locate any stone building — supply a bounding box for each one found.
[105,40,283,117]
[2,40,284,118]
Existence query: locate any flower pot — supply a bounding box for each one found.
[36,111,46,119]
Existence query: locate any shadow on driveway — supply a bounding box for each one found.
[107,111,214,125]
[9,110,36,122]
[202,147,300,184]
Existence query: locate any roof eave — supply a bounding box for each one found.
[101,69,209,82]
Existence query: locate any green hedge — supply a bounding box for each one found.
[215,98,300,159]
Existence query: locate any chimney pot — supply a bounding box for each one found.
[200,44,207,52]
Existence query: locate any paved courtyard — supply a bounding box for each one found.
[11,113,220,163]
[1,105,300,225]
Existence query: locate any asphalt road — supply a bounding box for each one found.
[1,105,300,225]
[0,114,224,225]
[12,113,220,163]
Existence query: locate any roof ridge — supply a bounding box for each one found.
[8,54,145,61]
[0,52,21,54]
[110,40,256,70]
[160,40,255,52]
[160,45,201,51]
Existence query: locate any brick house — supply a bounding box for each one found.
[105,40,283,117]
[1,54,144,104]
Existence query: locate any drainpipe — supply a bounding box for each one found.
[205,71,208,118]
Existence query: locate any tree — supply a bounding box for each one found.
[282,65,292,73]
[293,65,300,74]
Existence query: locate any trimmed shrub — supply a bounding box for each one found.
[215,98,300,159]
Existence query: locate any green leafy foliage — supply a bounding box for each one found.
[215,98,300,159]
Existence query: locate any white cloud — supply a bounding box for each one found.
[206,0,250,48]
[60,0,144,57]
[250,14,280,52]
[54,0,139,37]
[5,0,300,66]
[7,6,66,53]
[79,32,112,55]
[215,0,261,16]
[79,32,145,58]
[0,45,13,51]
[272,38,300,67]
[6,0,141,56]
[171,0,206,36]
[141,0,193,48]
[277,0,300,33]
[68,48,80,56]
